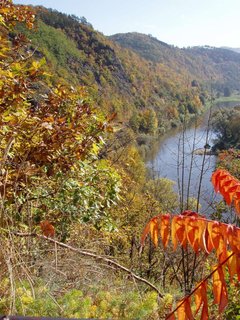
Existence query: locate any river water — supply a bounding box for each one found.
[147,100,240,215]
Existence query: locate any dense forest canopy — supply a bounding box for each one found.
[0,1,240,319]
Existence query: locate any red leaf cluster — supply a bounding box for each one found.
[212,168,240,215]
[141,211,240,257]
[141,169,240,319]
[141,211,240,319]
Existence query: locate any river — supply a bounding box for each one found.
[147,100,240,215]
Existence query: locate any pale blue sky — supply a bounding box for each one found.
[13,0,240,48]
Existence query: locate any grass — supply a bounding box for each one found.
[214,95,240,103]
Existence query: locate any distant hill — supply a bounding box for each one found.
[109,32,174,64]
[110,33,240,92]
[221,46,240,54]
[17,7,212,133]
[185,46,240,91]
[16,7,240,134]
[110,33,218,85]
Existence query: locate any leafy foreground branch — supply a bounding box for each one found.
[141,168,240,320]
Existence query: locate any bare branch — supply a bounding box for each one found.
[11,231,164,298]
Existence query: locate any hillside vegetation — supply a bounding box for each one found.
[18,7,212,134]
[1,2,240,319]
[110,32,240,92]
[16,7,240,137]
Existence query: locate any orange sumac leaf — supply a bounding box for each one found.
[203,226,214,254]
[195,281,209,320]
[172,215,187,251]
[177,298,194,320]
[219,175,232,194]
[171,216,178,251]
[227,252,240,281]
[212,265,228,313]
[140,220,151,246]
[40,220,55,238]
[186,217,206,253]
[226,251,238,282]
[140,215,161,247]
[234,193,240,216]
[160,214,170,248]
[237,253,240,281]
[150,216,160,246]
[211,169,228,193]
[221,181,239,205]
[211,169,240,216]
[225,224,240,253]
[181,210,200,217]
[207,221,227,262]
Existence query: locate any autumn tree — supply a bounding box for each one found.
[0,0,122,234]
[212,107,240,150]
[0,2,126,314]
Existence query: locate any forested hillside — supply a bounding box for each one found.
[110,32,240,92]
[1,2,240,319]
[17,7,210,134]
[110,32,217,82]
[16,7,240,135]
[221,46,240,54]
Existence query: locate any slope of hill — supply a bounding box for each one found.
[110,32,240,92]
[185,46,240,91]
[14,6,240,138]
[109,32,175,64]
[221,46,240,54]
[16,7,209,134]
